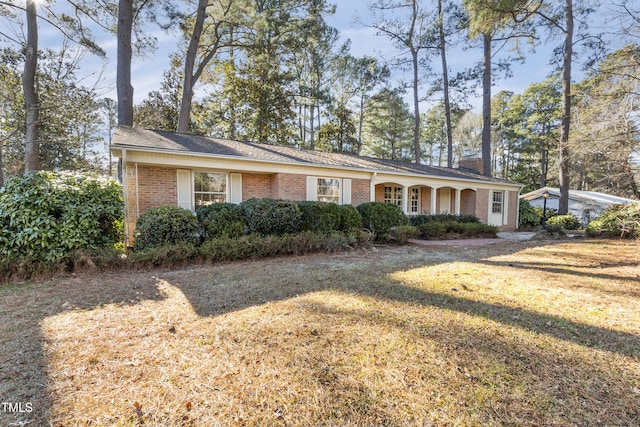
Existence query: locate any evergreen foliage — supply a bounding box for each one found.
[197,203,245,239]
[240,198,303,236]
[356,202,408,240]
[134,206,201,250]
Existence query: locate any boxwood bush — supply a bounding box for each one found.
[409,213,480,226]
[298,201,342,234]
[357,202,408,240]
[338,204,362,232]
[0,171,123,262]
[240,198,302,236]
[134,206,201,250]
[197,203,245,239]
[546,214,581,230]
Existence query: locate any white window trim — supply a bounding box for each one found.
[409,187,420,214]
[316,177,342,204]
[384,185,403,207]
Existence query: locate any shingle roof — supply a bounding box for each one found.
[521,187,638,205]
[112,126,519,186]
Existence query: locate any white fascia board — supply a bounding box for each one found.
[117,146,522,191]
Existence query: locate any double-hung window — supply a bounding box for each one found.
[384,186,403,207]
[492,191,504,214]
[317,178,340,203]
[194,172,227,208]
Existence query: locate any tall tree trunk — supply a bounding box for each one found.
[412,48,421,163]
[481,33,492,176]
[23,0,40,172]
[439,0,453,169]
[117,0,134,126]
[178,0,208,133]
[558,0,573,214]
[357,95,365,155]
[0,140,4,186]
[309,102,315,150]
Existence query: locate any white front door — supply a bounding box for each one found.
[439,189,451,214]
[488,190,505,226]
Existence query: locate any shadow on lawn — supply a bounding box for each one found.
[1,239,638,425]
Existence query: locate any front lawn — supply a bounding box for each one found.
[1,239,638,426]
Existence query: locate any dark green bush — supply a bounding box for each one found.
[388,225,419,243]
[460,223,498,237]
[338,204,362,232]
[0,171,123,262]
[134,206,201,250]
[586,204,640,238]
[197,203,245,239]
[200,232,352,262]
[298,201,342,234]
[240,198,302,236]
[418,222,446,239]
[128,243,201,267]
[409,213,480,226]
[518,198,540,229]
[547,214,581,230]
[357,202,408,240]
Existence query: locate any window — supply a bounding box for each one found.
[410,187,420,214]
[317,178,340,203]
[194,172,226,208]
[384,186,403,207]
[492,191,503,214]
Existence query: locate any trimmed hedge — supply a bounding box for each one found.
[409,213,480,226]
[298,201,342,234]
[357,202,408,240]
[134,206,201,250]
[338,204,362,232]
[241,198,302,236]
[417,221,498,239]
[197,203,245,239]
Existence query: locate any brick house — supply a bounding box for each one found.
[111,126,523,244]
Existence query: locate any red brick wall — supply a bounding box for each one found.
[136,165,178,214]
[506,190,519,231]
[273,173,307,201]
[460,189,476,216]
[351,178,370,206]
[475,189,490,224]
[421,187,432,214]
[242,173,275,200]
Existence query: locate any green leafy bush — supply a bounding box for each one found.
[298,201,342,234]
[547,214,581,230]
[357,202,408,240]
[128,243,201,267]
[518,199,540,229]
[418,222,446,239]
[134,206,201,250]
[409,213,480,226]
[240,198,302,236]
[0,171,123,262]
[338,204,362,232]
[197,203,245,239]
[586,204,640,238]
[417,221,497,239]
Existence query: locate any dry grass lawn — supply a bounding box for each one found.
[1,238,639,426]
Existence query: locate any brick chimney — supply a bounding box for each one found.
[458,158,483,174]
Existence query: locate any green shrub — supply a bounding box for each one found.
[586,204,640,238]
[297,201,342,234]
[240,198,302,236]
[0,171,123,262]
[128,243,201,267]
[134,206,201,250]
[409,214,480,226]
[547,214,581,230]
[518,199,540,229]
[460,223,498,237]
[418,222,446,239]
[197,203,245,239]
[388,225,419,243]
[338,204,362,232]
[357,202,408,240]
[200,232,352,262]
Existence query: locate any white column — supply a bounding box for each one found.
[430,187,437,215]
[402,185,409,214]
[370,172,377,202]
[454,189,461,215]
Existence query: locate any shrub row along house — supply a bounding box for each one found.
[111,126,522,245]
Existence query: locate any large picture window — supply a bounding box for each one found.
[384,186,403,207]
[194,172,227,207]
[317,178,340,203]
